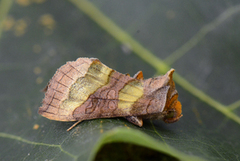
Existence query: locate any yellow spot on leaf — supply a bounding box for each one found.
[39,14,55,29]
[16,0,31,6]
[36,77,43,84]
[3,16,15,31]
[14,19,28,37]
[33,124,39,130]
[100,129,103,133]
[32,0,46,4]
[33,67,42,75]
[124,124,130,129]
[39,14,56,35]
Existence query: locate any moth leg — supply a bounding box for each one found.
[67,120,82,131]
[125,116,143,127]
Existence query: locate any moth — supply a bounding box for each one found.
[39,58,182,131]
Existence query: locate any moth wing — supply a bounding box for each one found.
[42,58,114,121]
[117,79,144,114]
[38,58,95,121]
[69,69,145,120]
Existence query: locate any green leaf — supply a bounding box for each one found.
[0,0,240,160]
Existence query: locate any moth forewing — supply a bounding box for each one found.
[38,58,182,131]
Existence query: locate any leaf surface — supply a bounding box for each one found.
[0,0,240,160]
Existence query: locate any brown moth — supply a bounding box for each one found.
[39,58,182,131]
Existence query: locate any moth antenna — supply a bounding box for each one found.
[41,81,50,93]
[41,84,49,93]
[67,120,82,131]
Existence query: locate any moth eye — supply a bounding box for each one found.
[166,110,175,118]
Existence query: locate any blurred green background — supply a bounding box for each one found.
[0,0,240,160]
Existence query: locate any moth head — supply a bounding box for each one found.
[162,69,182,123]
[150,86,182,123]
[144,69,182,122]
[163,96,182,123]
